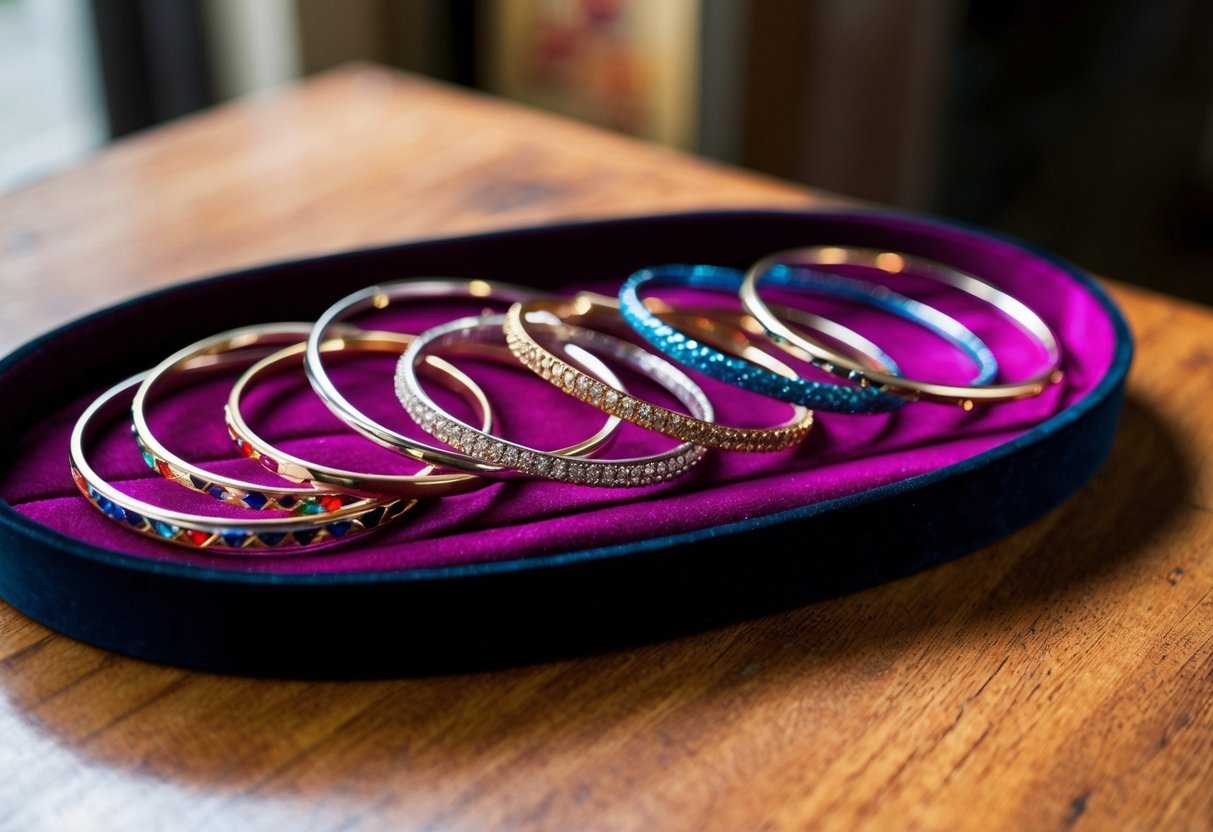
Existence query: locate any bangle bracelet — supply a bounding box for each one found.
[741,247,1063,406]
[71,377,416,552]
[132,323,388,513]
[395,314,709,486]
[227,332,542,496]
[234,325,625,489]
[505,297,814,452]
[619,265,920,413]
[305,278,619,475]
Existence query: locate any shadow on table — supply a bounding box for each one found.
[0,392,1192,800]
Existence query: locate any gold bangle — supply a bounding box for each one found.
[741,246,1064,407]
[132,323,385,514]
[226,331,500,498]
[504,297,814,452]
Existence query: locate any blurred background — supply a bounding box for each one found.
[3,0,1211,302]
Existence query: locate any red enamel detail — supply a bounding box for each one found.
[238,439,257,458]
[155,459,174,479]
[185,529,210,546]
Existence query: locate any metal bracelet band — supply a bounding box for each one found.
[71,376,416,552]
[395,314,709,487]
[741,247,1063,406]
[618,265,917,414]
[505,297,814,452]
[305,278,620,474]
[227,333,532,496]
[132,323,394,514]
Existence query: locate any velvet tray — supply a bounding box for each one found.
[0,210,1132,676]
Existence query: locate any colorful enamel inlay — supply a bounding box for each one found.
[71,463,412,551]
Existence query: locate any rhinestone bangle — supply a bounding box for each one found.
[505,298,814,452]
[71,376,415,552]
[395,314,710,487]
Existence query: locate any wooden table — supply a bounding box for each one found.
[0,65,1209,831]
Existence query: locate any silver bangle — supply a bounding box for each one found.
[395,314,711,487]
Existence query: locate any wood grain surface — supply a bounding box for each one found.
[0,65,1209,832]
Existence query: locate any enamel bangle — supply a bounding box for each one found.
[395,314,709,486]
[227,333,522,496]
[71,376,416,552]
[505,297,814,452]
[132,323,384,513]
[741,247,1063,406]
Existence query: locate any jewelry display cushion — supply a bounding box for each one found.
[0,211,1132,676]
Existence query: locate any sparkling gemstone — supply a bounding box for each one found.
[155,459,174,479]
[185,529,209,546]
[258,532,287,546]
[502,446,520,466]
[318,495,344,512]
[293,528,318,546]
[326,521,352,538]
[533,456,551,475]
[243,492,269,510]
[277,495,298,510]
[151,520,178,539]
[219,530,247,548]
[562,369,577,389]
[549,459,567,479]
[603,390,620,408]
[588,383,604,405]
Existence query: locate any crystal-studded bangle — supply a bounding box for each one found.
[504,297,814,452]
[395,314,709,487]
[620,263,999,413]
[227,332,539,496]
[304,278,609,476]
[132,323,395,513]
[741,247,1063,407]
[71,376,416,552]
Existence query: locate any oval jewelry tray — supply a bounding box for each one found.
[0,210,1133,676]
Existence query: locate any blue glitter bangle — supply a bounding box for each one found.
[619,264,998,414]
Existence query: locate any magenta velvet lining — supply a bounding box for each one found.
[0,218,1118,575]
